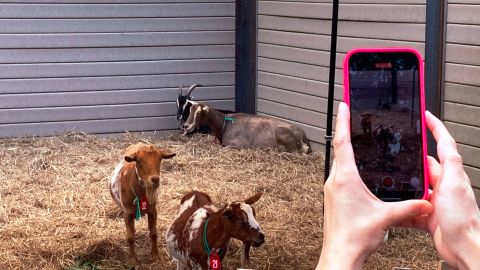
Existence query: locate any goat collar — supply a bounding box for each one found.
[222,116,235,131]
[203,218,223,256]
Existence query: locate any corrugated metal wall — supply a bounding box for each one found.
[0,0,235,137]
[256,0,426,151]
[444,0,480,197]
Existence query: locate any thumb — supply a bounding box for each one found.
[384,200,433,226]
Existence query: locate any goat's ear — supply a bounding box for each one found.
[202,106,209,112]
[222,207,233,217]
[124,155,136,162]
[161,151,176,160]
[245,192,263,205]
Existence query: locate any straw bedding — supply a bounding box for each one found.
[0,133,439,269]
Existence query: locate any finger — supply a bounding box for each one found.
[384,200,433,227]
[425,111,466,187]
[395,214,430,232]
[427,156,441,187]
[332,102,356,170]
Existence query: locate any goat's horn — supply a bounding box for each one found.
[186,84,202,97]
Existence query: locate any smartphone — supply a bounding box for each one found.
[343,48,429,201]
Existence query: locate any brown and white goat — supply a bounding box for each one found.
[166,191,265,269]
[181,101,310,153]
[109,142,176,262]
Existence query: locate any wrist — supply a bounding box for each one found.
[316,242,369,270]
[456,215,480,270]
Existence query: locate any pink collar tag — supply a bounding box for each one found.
[140,196,148,211]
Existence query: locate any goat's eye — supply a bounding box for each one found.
[234,216,245,224]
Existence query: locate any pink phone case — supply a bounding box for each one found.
[343,47,429,200]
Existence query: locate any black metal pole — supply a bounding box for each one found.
[324,0,340,182]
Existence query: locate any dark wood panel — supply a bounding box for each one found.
[0,72,234,94]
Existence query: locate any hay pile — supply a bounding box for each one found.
[0,133,439,269]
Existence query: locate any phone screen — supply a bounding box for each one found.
[348,52,425,201]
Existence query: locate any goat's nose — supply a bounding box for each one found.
[152,176,160,185]
[259,232,265,241]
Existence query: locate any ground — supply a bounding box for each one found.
[0,133,439,269]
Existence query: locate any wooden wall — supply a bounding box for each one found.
[0,0,235,137]
[444,0,480,197]
[257,0,426,151]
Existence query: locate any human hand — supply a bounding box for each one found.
[317,102,433,270]
[421,111,480,269]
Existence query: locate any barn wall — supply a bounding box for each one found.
[0,0,235,137]
[256,0,426,151]
[444,0,480,195]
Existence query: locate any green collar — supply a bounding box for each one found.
[131,186,141,221]
[222,116,235,131]
[203,218,223,256]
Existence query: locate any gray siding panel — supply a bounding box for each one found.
[0,86,234,109]
[0,45,234,64]
[0,31,234,49]
[0,117,179,138]
[445,1,480,194]
[0,18,235,33]
[445,122,480,148]
[0,59,234,79]
[0,1,235,137]
[0,100,233,124]
[0,3,235,18]
[0,72,234,94]
[444,82,480,106]
[445,44,480,66]
[257,0,426,148]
